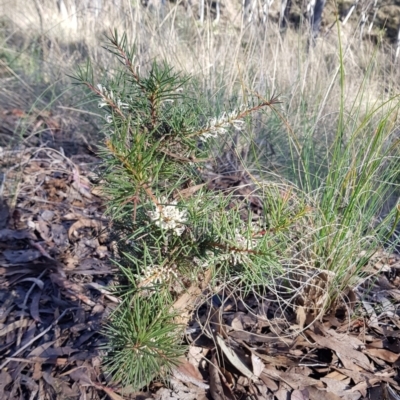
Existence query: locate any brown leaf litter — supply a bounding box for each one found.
[2,138,400,400]
[0,143,121,399]
[179,263,400,400]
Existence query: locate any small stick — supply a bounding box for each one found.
[0,308,73,370]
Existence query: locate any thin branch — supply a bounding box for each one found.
[0,308,74,370]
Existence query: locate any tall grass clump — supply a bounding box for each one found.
[268,30,400,323]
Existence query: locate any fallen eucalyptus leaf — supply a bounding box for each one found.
[216,335,259,382]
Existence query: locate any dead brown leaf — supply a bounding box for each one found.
[29,290,42,322]
[251,353,264,378]
[275,384,292,400]
[154,377,208,400]
[320,377,361,400]
[95,384,126,400]
[0,371,12,398]
[3,249,42,264]
[364,348,400,363]
[68,368,93,386]
[32,362,42,380]
[291,389,309,400]
[172,360,209,389]
[306,387,343,400]
[171,269,212,325]
[0,229,35,241]
[68,218,103,241]
[259,372,279,392]
[51,224,68,249]
[35,217,51,241]
[209,352,235,400]
[306,329,372,374]
[262,365,324,390]
[335,365,399,396]
[216,335,259,381]
[188,345,206,368]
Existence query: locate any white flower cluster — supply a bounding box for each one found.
[96,84,129,110]
[193,229,258,267]
[233,228,257,250]
[139,264,178,285]
[227,228,258,265]
[148,197,188,236]
[200,110,245,142]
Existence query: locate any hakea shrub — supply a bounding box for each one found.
[73,30,400,390]
[73,30,286,389]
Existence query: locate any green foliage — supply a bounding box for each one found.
[74,30,282,389]
[103,294,185,388]
[74,28,400,391]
